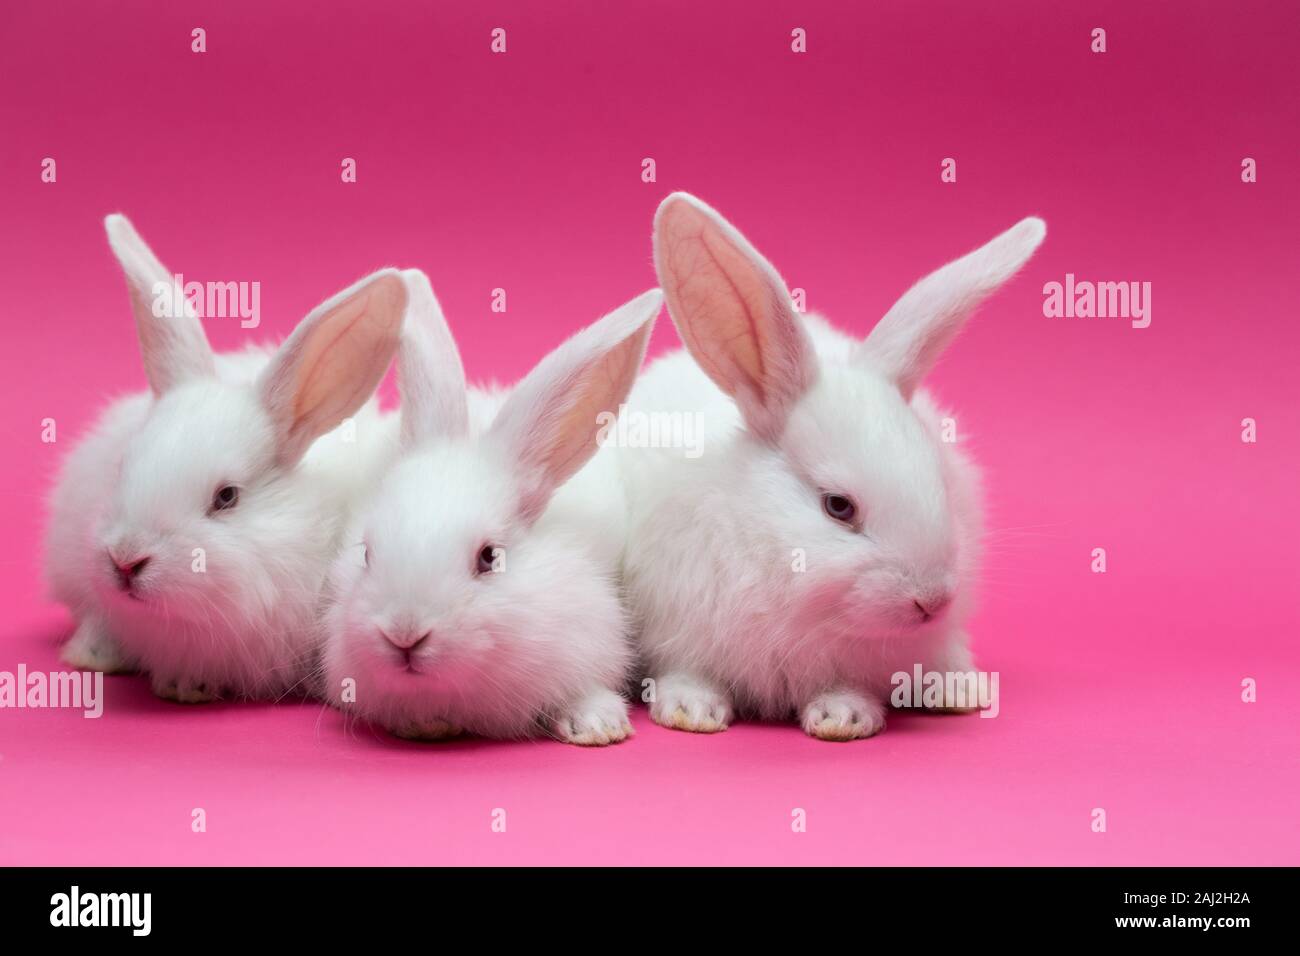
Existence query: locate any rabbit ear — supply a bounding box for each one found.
[859,217,1046,397]
[653,192,817,444]
[489,288,660,524]
[258,270,406,468]
[105,214,215,394]
[397,270,468,448]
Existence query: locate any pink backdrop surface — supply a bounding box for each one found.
[1,1,1297,865]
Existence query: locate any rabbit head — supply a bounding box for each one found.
[652,193,1044,639]
[93,215,406,637]
[323,271,659,736]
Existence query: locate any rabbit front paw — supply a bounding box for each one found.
[649,673,732,733]
[554,688,633,746]
[61,617,130,673]
[151,675,219,704]
[801,690,885,741]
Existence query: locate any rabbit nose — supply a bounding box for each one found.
[108,550,151,590]
[379,627,431,651]
[913,591,953,622]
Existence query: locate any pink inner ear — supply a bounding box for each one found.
[495,293,657,524]
[657,198,813,442]
[532,333,643,491]
[282,277,405,455]
[660,204,771,401]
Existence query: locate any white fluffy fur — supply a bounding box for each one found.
[621,193,1045,740]
[320,271,660,744]
[44,215,407,702]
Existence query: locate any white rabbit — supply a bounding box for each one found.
[620,192,1045,740]
[320,271,660,744]
[44,215,407,702]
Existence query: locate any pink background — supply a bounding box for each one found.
[1,0,1297,865]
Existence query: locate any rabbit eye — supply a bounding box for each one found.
[476,544,499,575]
[822,493,857,524]
[211,485,240,513]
